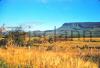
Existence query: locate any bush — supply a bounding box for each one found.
[0,59,8,68]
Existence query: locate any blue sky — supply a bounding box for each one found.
[0,0,100,31]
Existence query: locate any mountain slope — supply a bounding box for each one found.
[57,22,100,37]
[32,22,100,37]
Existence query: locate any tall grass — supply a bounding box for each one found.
[0,41,99,68]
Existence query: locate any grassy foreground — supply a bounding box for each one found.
[0,42,99,68]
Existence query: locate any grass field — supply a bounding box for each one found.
[0,38,100,68]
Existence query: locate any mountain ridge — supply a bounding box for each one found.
[32,22,100,37]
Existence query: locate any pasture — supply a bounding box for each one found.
[0,37,100,68]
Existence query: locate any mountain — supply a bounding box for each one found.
[57,22,100,37]
[32,22,100,37]
[58,22,100,30]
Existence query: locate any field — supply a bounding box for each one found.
[0,38,100,68]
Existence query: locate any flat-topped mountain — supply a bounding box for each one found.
[33,22,100,37]
[56,22,100,37]
[58,22,100,31]
[62,22,100,28]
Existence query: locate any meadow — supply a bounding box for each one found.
[0,38,100,68]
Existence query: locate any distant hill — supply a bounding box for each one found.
[32,22,100,37]
[58,22,100,30]
[57,22,100,37]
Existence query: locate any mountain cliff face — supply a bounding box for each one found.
[33,22,100,37]
[58,22,100,30]
[57,22,100,37]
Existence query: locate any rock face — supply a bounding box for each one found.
[57,22,100,37]
[58,22,100,30]
[33,22,100,37]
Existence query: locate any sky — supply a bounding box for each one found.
[0,0,100,31]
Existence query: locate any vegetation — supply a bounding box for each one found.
[0,39,99,68]
[0,31,100,68]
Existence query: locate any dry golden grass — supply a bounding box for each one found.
[0,38,100,68]
[0,47,99,68]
